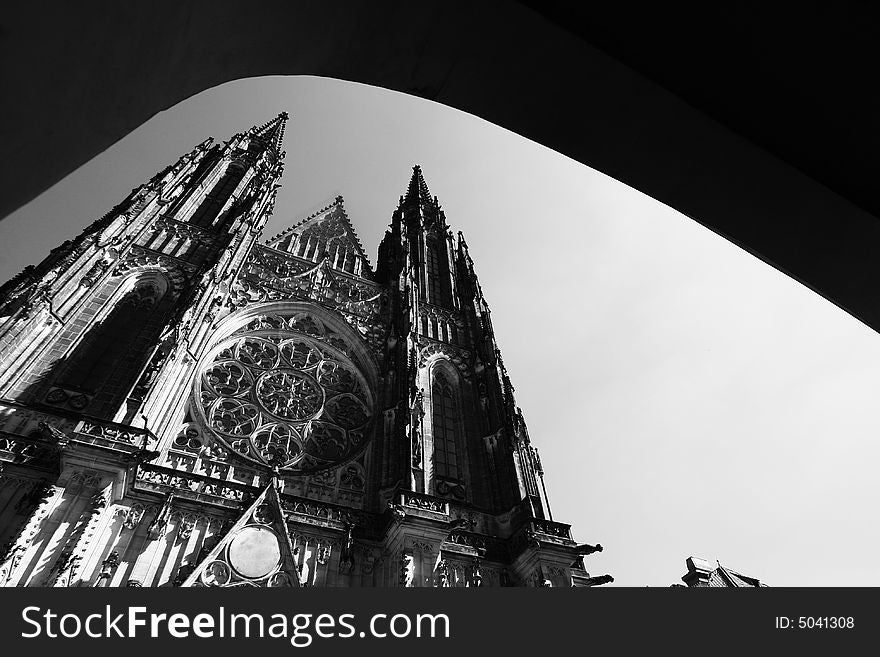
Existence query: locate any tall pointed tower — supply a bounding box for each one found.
[0,120,609,587]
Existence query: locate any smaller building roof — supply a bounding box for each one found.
[681,556,766,587]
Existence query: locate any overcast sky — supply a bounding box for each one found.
[2,76,878,586]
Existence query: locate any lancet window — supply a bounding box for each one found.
[431,370,460,481]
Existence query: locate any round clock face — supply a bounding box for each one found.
[194,312,373,474]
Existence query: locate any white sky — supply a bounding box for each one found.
[2,76,877,586]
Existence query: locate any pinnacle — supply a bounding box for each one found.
[405,164,433,205]
[249,111,290,154]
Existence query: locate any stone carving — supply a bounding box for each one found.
[111,246,195,293]
[151,216,212,244]
[166,451,196,472]
[93,551,119,587]
[446,531,487,551]
[76,419,157,450]
[37,421,71,447]
[388,502,407,522]
[535,567,553,587]
[172,425,203,454]
[338,524,355,575]
[410,390,424,469]
[194,317,373,474]
[0,545,26,586]
[339,463,365,491]
[360,551,376,575]
[49,549,82,587]
[471,558,483,587]
[80,258,112,288]
[172,563,196,587]
[122,503,147,531]
[436,479,467,500]
[401,491,447,514]
[66,471,104,489]
[257,370,323,420]
[280,496,363,527]
[316,543,331,565]
[175,513,197,542]
[47,490,108,587]
[399,551,414,587]
[225,250,386,356]
[44,387,92,411]
[135,465,249,503]
[435,559,449,587]
[531,519,573,540]
[417,340,472,379]
[0,438,58,470]
[547,565,567,584]
[254,503,274,525]
[130,343,172,401]
[147,494,174,540]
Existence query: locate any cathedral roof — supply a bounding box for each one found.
[709,564,764,588]
[681,557,766,587]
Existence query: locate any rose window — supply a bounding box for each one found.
[194,318,373,473]
[255,370,323,420]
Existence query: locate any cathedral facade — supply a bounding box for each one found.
[0,114,610,588]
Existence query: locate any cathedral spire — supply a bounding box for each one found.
[405,165,432,205]
[248,111,289,155]
[401,164,446,231]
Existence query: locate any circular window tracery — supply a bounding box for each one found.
[194,313,373,473]
[255,369,324,421]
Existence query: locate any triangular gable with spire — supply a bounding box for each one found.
[180,480,302,587]
[264,196,373,277]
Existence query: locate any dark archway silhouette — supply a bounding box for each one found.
[3,2,880,332]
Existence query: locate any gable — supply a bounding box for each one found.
[265,197,372,276]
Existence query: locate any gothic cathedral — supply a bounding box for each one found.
[0,114,610,588]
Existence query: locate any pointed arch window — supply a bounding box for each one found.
[51,279,172,417]
[431,370,460,481]
[426,241,452,307]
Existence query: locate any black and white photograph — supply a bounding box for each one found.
[0,1,874,650]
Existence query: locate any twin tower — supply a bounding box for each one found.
[0,114,610,587]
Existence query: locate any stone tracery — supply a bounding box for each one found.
[194,312,374,474]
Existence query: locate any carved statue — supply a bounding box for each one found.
[387,502,406,523]
[470,558,483,587]
[93,551,119,587]
[338,523,355,575]
[410,426,422,470]
[399,551,415,588]
[0,544,25,586]
[435,559,449,588]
